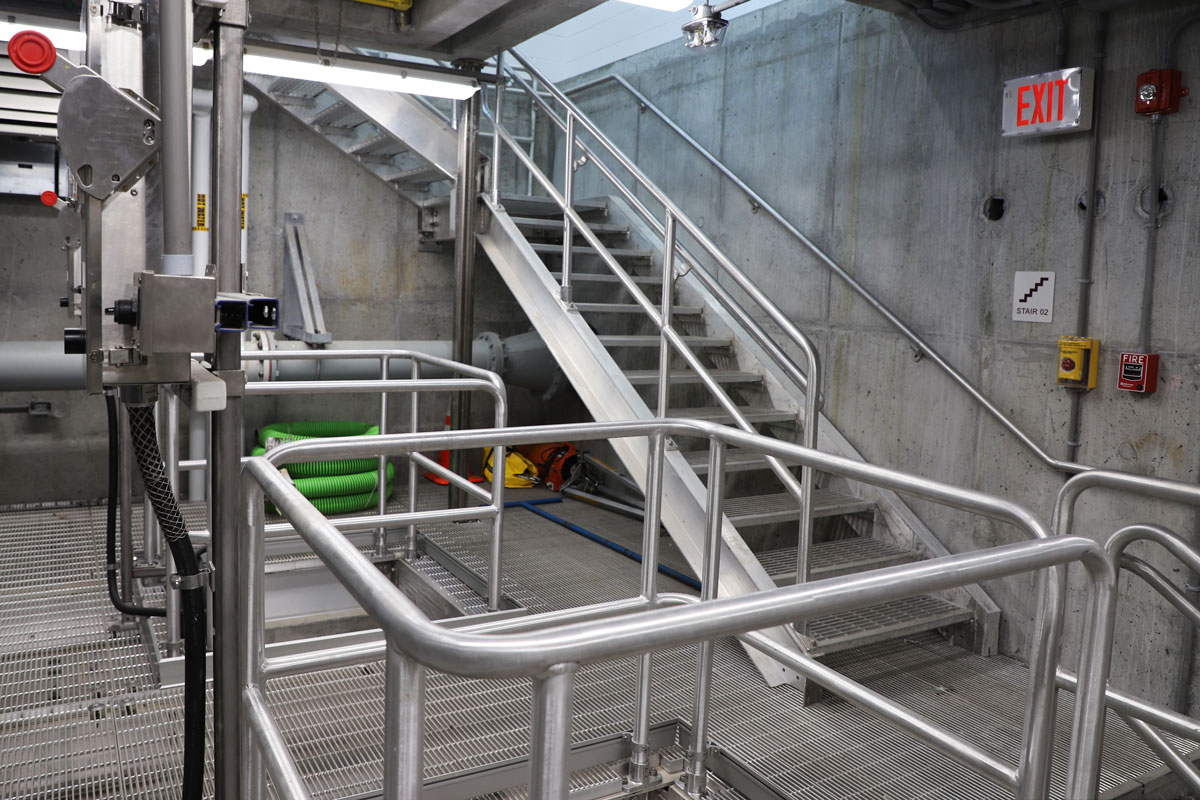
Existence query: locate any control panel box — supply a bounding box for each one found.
[1057,336,1099,390]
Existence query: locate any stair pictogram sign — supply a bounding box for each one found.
[1012,271,1055,323]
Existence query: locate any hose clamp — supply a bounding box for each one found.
[169,567,210,591]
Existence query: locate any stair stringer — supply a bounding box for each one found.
[605,194,1002,657]
[477,197,807,689]
[326,84,458,179]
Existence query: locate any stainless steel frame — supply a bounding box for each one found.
[561,71,1087,475]
[237,418,1116,800]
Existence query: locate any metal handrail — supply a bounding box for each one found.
[237,417,1117,800]
[490,53,822,601]
[1051,473,1200,789]
[559,70,1086,476]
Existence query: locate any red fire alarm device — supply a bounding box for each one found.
[1117,352,1159,394]
[1136,69,1188,115]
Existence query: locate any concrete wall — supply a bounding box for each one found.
[0,85,534,505]
[559,0,1200,711]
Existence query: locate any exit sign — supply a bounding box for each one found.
[1002,67,1094,137]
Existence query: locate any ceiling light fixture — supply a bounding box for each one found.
[242,47,480,100]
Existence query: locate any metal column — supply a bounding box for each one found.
[449,89,481,508]
[210,1,248,796]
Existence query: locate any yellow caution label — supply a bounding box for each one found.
[193,193,207,232]
[241,193,247,231]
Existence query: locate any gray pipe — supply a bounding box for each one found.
[0,342,86,391]
[264,331,559,395]
[159,0,192,274]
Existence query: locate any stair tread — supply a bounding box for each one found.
[384,164,448,185]
[807,595,973,657]
[500,194,607,216]
[549,271,662,285]
[758,538,912,580]
[599,334,731,348]
[513,217,628,235]
[724,489,875,524]
[531,243,653,260]
[574,302,702,315]
[623,369,761,385]
[684,447,792,473]
[671,406,796,424]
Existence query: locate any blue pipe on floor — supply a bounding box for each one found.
[508,500,701,590]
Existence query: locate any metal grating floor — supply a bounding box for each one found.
[0,491,1190,799]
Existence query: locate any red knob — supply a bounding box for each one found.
[40,190,59,207]
[8,31,57,75]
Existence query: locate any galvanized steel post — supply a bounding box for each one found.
[450,88,481,509]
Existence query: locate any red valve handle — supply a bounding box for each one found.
[7,30,57,75]
[40,191,59,207]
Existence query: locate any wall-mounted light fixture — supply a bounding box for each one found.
[681,0,757,49]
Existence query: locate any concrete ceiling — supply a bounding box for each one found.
[242,0,609,61]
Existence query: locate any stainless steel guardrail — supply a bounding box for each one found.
[237,418,1116,800]
[557,69,1086,476]
[1049,470,1200,791]
[488,52,822,617]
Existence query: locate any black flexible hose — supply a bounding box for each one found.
[105,392,166,618]
[126,401,205,800]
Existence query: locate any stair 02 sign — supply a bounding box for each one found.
[1001,67,1094,137]
[1012,271,1054,323]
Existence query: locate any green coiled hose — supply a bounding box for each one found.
[255,421,393,515]
[253,421,380,477]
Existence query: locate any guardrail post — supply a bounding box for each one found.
[658,212,676,420]
[239,473,266,800]
[490,52,505,207]
[383,644,426,800]
[561,111,576,304]
[376,355,390,558]
[630,428,668,783]
[405,361,421,561]
[529,662,577,799]
[685,439,726,796]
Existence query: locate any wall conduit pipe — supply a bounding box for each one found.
[1065,12,1106,464]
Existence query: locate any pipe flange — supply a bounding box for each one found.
[476,331,505,377]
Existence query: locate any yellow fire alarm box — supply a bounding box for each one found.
[1057,336,1099,389]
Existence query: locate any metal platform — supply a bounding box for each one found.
[0,494,1189,799]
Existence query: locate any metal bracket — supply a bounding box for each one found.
[279,212,334,344]
[169,568,210,591]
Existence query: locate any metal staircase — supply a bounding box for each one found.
[248,57,1000,687]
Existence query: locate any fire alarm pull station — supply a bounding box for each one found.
[1117,352,1159,394]
[1057,337,1099,389]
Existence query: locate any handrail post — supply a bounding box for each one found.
[239,474,267,800]
[658,212,677,420]
[529,662,577,800]
[794,324,821,637]
[561,111,576,304]
[375,355,390,558]
[685,438,726,796]
[629,428,668,784]
[405,360,421,561]
[383,644,426,800]
[487,435,505,611]
[1016,566,1068,800]
[490,52,506,207]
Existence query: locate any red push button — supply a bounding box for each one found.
[7,31,57,75]
[40,190,59,207]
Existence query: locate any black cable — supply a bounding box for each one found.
[104,392,166,618]
[126,401,205,800]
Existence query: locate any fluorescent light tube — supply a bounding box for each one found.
[242,52,480,100]
[0,21,85,51]
[614,0,692,10]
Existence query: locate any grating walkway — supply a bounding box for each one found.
[0,491,1189,799]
